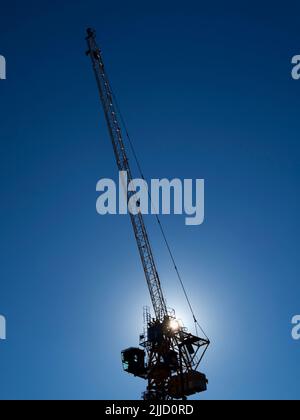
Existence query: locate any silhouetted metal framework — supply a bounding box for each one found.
[86,28,209,400]
[86,28,167,322]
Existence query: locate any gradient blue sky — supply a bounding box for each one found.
[0,0,300,400]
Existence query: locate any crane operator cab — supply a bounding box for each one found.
[121,348,147,379]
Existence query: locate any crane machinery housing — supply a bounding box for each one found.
[86,28,210,400]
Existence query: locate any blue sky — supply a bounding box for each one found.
[0,0,299,400]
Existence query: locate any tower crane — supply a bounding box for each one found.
[86,28,210,400]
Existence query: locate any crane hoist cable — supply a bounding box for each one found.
[111,89,209,342]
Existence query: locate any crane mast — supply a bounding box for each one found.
[86,28,209,400]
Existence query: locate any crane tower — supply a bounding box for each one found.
[86,28,210,400]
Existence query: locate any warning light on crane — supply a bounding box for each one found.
[86,27,210,401]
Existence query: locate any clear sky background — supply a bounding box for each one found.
[0,0,299,400]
